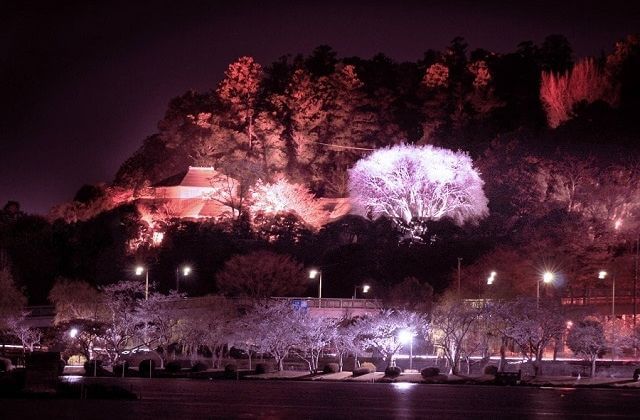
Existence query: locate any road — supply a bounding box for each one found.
[3,378,640,419]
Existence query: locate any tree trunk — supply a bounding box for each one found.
[591,356,597,378]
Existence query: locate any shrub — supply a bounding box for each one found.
[224,363,238,379]
[165,361,181,373]
[0,357,14,372]
[190,362,208,373]
[360,362,376,373]
[421,367,440,379]
[139,359,156,377]
[634,368,640,381]
[323,363,340,374]
[385,366,402,378]
[255,362,273,374]
[484,365,498,375]
[352,367,372,377]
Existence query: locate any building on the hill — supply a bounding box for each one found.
[136,166,351,227]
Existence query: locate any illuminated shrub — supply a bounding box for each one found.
[352,367,371,377]
[422,63,449,89]
[360,362,376,373]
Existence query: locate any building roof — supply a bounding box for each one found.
[153,167,219,188]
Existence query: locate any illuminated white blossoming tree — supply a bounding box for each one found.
[348,144,489,238]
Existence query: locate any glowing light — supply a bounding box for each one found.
[135,266,145,276]
[543,272,554,283]
[309,269,319,279]
[152,231,164,245]
[182,266,191,276]
[399,329,414,344]
[598,270,607,280]
[392,382,416,391]
[566,321,573,329]
[615,219,622,230]
[487,271,496,285]
[69,328,78,338]
[362,285,370,293]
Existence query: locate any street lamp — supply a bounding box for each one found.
[599,270,617,360]
[537,271,554,308]
[176,265,191,293]
[399,329,415,371]
[69,328,78,339]
[353,284,370,299]
[136,265,149,300]
[309,269,322,307]
[487,271,496,285]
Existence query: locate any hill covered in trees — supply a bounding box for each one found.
[2,34,640,305]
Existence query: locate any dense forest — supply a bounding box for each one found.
[2,34,640,305]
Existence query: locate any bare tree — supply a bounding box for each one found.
[332,317,361,371]
[291,314,336,373]
[6,313,41,352]
[493,298,566,376]
[100,280,144,364]
[356,309,425,369]
[429,294,484,375]
[48,277,103,325]
[0,268,27,332]
[245,300,301,371]
[566,316,607,377]
[136,291,185,368]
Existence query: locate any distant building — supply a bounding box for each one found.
[137,166,351,225]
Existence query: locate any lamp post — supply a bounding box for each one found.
[537,271,554,309]
[457,257,463,297]
[399,329,414,371]
[309,269,322,307]
[353,284,370,299]
[176,265,191,293]
[135,266,149,300]
[599,270,616,361]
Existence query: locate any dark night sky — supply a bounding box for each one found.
[2,0,639,214]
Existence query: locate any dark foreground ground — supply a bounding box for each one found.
[3,377,640,419]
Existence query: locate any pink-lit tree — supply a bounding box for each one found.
[216,251,307,298]
[349,145,488,239]
[217,56,263,148]
[540,58,614,128]
[250,178,325,229]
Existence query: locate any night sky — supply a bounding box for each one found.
[3,0,640,214]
